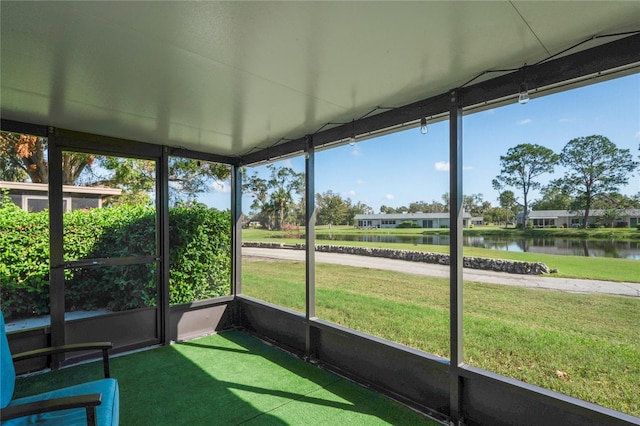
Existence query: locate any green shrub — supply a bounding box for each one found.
[1,199,231,320]
[63,205,157,312]
[168,204,231,304]
[0,197,50,318]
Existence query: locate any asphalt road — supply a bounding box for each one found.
[243,247,640,297]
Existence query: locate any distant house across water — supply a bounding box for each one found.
[516,209,640,228]
[0,181,122,212]
[354,212,482,229]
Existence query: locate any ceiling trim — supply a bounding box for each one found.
[1,119,48,138]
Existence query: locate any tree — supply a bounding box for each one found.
[347,201,373,225]
[96,157,231,206]
[315,192,372,226]
[591,192,640,210]
[426,200,447,213]
[408,201,429,213]
[531,184,572,211]
[0,131,94,184]
[379,205,408,214]
[484,207,512,225]
[441,193,450,212]
[441,192,488,215]
[0,131,231,204]
[243,164,304,230]
[97,157,155,205]
[600,207,623,228]
[167,158,230,203]
[379,205,395,214]
[493,143,560,228]
[498,190,516,228]
[555,135,638,228]
[316,190,349,226]
[463,193,487,216]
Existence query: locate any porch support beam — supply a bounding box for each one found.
[304,135,317,360]
[47,127,65,369]
[449,89,464,423]
[159,148,171,345]
[231,165,243,297]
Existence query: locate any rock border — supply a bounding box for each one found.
[242,242,550,275]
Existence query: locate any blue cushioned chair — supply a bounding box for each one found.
[1,312,119,425]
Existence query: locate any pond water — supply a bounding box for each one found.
[312,234,640,259]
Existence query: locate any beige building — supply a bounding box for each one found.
[516,209,640,228]
[1,181,121,212]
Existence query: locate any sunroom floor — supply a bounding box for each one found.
[13,330,439,425]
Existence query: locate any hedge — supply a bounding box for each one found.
[0,197,231,320]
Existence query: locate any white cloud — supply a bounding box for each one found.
[348,190,356,196]
[211,181,231,193]
[635,130,640,139]
[435,161,472,171]
[351,146,362,156]
[385,194,395,200]
[517,119,532,125]
[435,161,449,171]
[356,179,367,185]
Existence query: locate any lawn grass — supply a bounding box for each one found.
[241,259,640,417]
[242,228,640,282]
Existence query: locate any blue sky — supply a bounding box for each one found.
[203,73,640,213]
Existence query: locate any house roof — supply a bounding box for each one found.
[0,180,122,196]
[1,2,639,164]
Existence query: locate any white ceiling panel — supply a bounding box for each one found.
[2,1,639,158]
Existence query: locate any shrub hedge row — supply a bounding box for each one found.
[0,197,231,320]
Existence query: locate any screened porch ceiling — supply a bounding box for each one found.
[1,1,639,162]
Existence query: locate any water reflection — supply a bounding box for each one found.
[312,234,640,259]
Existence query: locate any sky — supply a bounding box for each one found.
[202,73,640,214]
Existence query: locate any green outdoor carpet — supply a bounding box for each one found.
[13,330,439,425]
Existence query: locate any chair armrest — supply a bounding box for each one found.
[0,393,102,426]
[12,343,113,378]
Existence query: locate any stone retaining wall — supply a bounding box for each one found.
[242,242,550,275]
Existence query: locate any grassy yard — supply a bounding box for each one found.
[241,259,640,417]
[242,228,640,282]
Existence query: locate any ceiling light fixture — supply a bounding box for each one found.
[420,117,428,135]
[518,82,530,104]
[518,64,530,105]
[349,120,356,146]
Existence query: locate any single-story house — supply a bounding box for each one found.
[354,212,482,229]
[0,180,122,212]
[516,209,640,228]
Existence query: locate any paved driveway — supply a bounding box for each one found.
[243,247,640,297]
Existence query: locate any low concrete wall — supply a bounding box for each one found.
[242,242,550,275]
